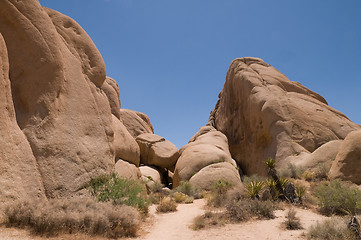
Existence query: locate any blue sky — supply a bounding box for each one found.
[39,0,361,148]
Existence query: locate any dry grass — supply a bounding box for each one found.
[307,217,358,240]
[3,197,140,238]
[156,197,177,213]
[283,208,303,230]
[226,199,276,222]
[192,211,227,230]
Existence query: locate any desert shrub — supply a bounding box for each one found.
[287,163,305,179]
[207,180,234,207]
[313,163,330,180]
[87,173,150,213]
[184,196,194,204]
[156,197,177,213]
[4,197,140,238]
[283,208,303,230]
[226,199,276,222]
[313,180,361,215]
[245,180,264,199]
[173,192,188,203]
[148,181,164,193]
[173,181,201,198]
[303,171,315,181]
[307,217,357,240]
[192,211,226,230]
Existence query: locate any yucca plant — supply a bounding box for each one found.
[265,158,276,169]
[246,180,264,199]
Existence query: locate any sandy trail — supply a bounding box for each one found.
[0,199,329,240]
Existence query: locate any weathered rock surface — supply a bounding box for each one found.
[136,133,179,169]
[189,162,242,190]
[0,2,139,198]
[209,57,360,176]
[0,33,45,207]
[102,77,121,119]
[111,115,140,166]
[285,140,342,173]
[174,126,242,188]
[119,109,154,138]
[329,130,361,184]
[114,159,141,180]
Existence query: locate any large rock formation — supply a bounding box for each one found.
[329,130,361,184]
[119,109,154,138]
[136,133,179,170]
[0,1,138,198]
[174,126,242,189]
[209,57,360,176]
[0,33,45,207]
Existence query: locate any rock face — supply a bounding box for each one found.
[136,133,179,170]
[119,109,154,138]
[329,130,361,184]
[174,126,242,188]
[0,2,139,198]
[0,33,45,207]
[209,57,360,176]
[114,159,141,180]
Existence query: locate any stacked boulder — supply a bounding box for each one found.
[209,57,360,176]
[173,126,242,190]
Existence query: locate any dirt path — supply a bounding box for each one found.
[0,199,328,240]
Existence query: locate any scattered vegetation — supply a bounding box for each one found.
[307,217,358,240]
[192,211,227,230]
[173,181,201,198]
[156,197,177,213]
[283,208,303,230]
[207,180,233,207]
[173,192,188,203]
[313,180,361,216]
[4,197,140,238]
[87,172,150,214]
[245,180,264,199]
[226,199,276,222]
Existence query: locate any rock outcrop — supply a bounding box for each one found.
[0,1,139,198]
[0,33,45,207]
[136,133,179,170]
[174,126,242,188]
[209,57,360,176]
[119,109,154,138]
[329,130,361,184]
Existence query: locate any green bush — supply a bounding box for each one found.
[173,192,188,203]
[307,217,357,240]
[207,180,234,207]
[4,197,140,238]
[246,180,264,199]
[173,181,200,198]
[87,173,150,214]
[313,180,361,215]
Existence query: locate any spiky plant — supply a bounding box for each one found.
[246,180,264,199]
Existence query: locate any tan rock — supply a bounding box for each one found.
[111,115,140,166]
[0,2,114,197]
[140,166,162,183]
[210,57,360,176]
[119,109,154,138]
[102,77,121,119]
[329,130,361,184]
[114,159,141,180]
[136,133,179,169]
[0,33,45,207]
[285,140,342,172]
[189,162,242,190]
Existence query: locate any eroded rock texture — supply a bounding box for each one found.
[174,126,242,189]
[0,33,45,207]
[209,57,360,176]
[0,1,137,198]
[329,130,361,184]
